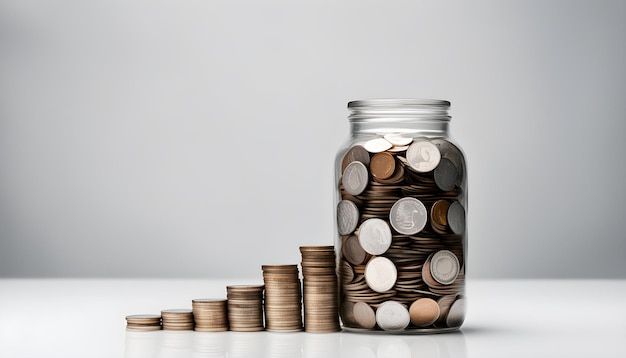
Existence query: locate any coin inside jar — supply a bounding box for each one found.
[445,298,466,327]
[370,152,396,179]
[375,301,410,331]
[342,145,371,173]
[406,138,441,173]
[409,298,440,327]
[364,137,393,153]
[389,197,428,235]
[353,302,377,329]
[430,250,460,285]
[447,201,466,235]
[343,235,369,265]
[337,200,360,235]
[342,161,369,196]
[357,218,392,255]
[364,256,397,293]
[434,158,457,191]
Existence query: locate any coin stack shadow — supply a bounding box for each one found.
[125,314,162,331]
[226,285,265,332]
[299,246,341,333]
[262,265,303,332]
[161,309,194,331]
[191,299,228,332]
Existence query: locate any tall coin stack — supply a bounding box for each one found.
[161,309,194,331]
[226,285,265,332]
[191,299,228,332]
[299,246,341,333]
[262,265,303,332]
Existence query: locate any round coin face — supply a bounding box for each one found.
[375,301,410,331]
[341,145,370,172]
[364,138,393,153]
[409,298,440,327]
[406,139,441,172]
[342,161,369,196]
[358,218,392,255]
[337,200,360,235]
[370,152,396,179]
[364,256,397,293]
[430,250,460,285]
[434,158,457,191]
[353,302,377,329]
[389,197,427,235]
[447,201,466,235]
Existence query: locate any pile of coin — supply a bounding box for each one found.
[262,264,303,332]
[226,285,265,332]
[125,314,162,331]
[161,309,194,331]
[337,134,467,332]
[191,299,228,332]
[299,246,341,333]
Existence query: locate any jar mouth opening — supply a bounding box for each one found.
[348,98,450,122]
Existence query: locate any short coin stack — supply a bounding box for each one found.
[161,309,194,331]
[125,314,162,331]
[226,285,265,332]
[192,299,228,332]
[300,246,341,333]
[262,265,303,332]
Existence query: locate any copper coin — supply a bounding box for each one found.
[353,302,377,329]
[343,235,369,265]
[370,152,396,179]
[409,298,440,327]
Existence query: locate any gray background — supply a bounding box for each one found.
[1,0,625,278]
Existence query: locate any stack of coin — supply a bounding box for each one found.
[226,285,264,332]
[125,314,162,331]
[299,246,340,333]
[191,299,228,332]
[337,135,467,332]
[262,265,303,332]
[161,309,194,331]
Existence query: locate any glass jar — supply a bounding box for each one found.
[334,99,467,333]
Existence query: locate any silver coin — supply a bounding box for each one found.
[406,138,441,173]
[375,301,410,331]
[447,201,466,235]
[343,145,371,168]
[342,161,369,195]
[430,250,460,285]
[445,298,466,327]
[383,133,413,146]
[364,138,393,153]
[434,158,457,191]
[358,218,392,255]
[389,197,427,235]
[432,138,465,187]
[364,256,397,293]
[337,200,360,235]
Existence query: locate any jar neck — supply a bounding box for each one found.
[348,99,451,137]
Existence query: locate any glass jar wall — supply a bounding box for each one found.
[334,99,467,333]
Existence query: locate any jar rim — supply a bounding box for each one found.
[348,98,450,109]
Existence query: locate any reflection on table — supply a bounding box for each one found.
[124,329,466,358]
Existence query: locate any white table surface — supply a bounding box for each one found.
[0,279,624,358]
